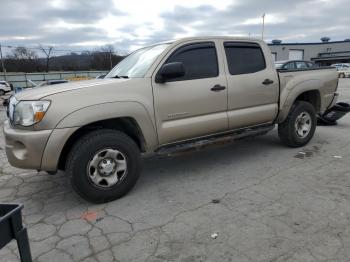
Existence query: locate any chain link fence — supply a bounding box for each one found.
[0,71,108,88]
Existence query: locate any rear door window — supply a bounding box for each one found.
[224,42,266,75]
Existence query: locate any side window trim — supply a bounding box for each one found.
[223,41,267,76]
[161,41,219,82]
[166,42,216,62]
[224,42,262,49]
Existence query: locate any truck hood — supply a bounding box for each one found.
[14,78,125,100]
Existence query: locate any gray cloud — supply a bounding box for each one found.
[1,0,350,55]
[0,0,123,46]
[154,0,350,42]
[43,1,126,23]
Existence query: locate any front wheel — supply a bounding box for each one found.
[0,90,5,96]
[278,101,317,147]
[66,129,141,203]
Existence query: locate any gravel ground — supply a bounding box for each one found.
[0,79,350,262]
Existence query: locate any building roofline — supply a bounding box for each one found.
[268,40,350,46]
[318,50,350,55]
[311,55,350,61]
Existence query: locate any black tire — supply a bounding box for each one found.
[278,101,317,147]
[339,73,345,78]
[0,90,5,96]
[66,129,141,203]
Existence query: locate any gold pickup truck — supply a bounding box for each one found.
[4,37,339,203]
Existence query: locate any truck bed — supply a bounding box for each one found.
[277,67,339,116]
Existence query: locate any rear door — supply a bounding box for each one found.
[222,41,279,129]
[152,41,228,145]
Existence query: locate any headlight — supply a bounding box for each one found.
[13,100,50,126]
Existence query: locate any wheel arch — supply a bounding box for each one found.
[294,90,321,111]
[277,78,322,123]
[57,117,147,170]
[41,102,158,171]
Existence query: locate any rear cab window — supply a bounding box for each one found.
[165,42,218,81]
[223,42,266,75]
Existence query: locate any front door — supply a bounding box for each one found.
[152,41,228,145]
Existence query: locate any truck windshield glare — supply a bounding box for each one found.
[106,43,170,78]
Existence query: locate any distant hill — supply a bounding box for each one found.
[4,52,125,72]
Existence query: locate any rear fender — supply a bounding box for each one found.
[277,79,322,123]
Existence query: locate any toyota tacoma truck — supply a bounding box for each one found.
[4,37,339,203]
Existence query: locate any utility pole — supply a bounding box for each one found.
[109,50,113,69]
[39,45,54,72]
[0,44,7,81]
[261,13,266,41]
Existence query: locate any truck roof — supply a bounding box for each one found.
[150,36,264,47]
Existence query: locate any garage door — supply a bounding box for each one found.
[289,50,304,60]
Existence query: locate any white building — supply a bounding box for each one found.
[269,39,350,66]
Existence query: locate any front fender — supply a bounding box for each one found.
[56,101,158,151]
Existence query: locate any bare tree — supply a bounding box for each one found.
[101,45,115,69]
[38,45,54,72]
[11,46,37,60]
[90,45,122,70]
[6,46,41,72]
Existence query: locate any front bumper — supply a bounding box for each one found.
[3,120,52,170]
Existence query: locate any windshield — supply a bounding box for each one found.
[106,43,170,78]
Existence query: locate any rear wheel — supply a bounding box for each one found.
[278,101,317,147]
[66,129,141,203]
[339,73,345,78]
[0,90,5,96]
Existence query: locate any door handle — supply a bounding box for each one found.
[262,79,274,85]
[211,85,226,92]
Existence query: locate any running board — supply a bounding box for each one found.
[156,124,275,155]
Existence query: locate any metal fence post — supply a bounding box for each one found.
[24,73,28,88]
[0,43,7,81]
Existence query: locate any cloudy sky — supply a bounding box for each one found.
[1,0,349,55]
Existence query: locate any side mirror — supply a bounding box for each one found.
[155,62,185,83]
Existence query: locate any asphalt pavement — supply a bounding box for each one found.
[0,79,350,262]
